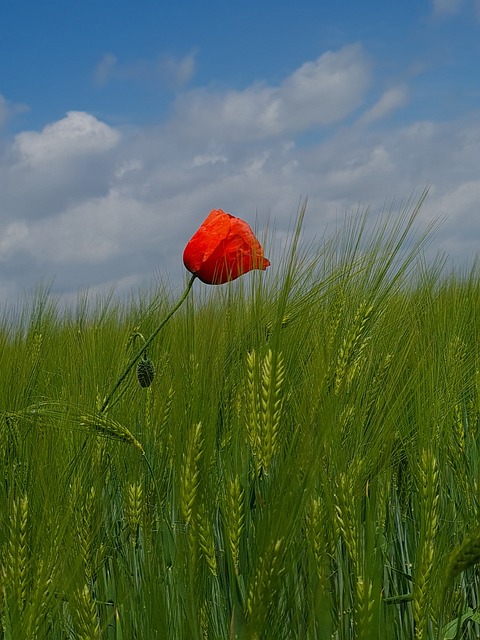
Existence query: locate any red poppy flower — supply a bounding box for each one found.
[183,209,271,284]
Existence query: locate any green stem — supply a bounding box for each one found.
[100,274,196,413]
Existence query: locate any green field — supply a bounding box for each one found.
[2,196,480,639]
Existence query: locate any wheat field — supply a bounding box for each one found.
[1,196,480,639]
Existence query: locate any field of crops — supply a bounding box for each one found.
[2,197,480,639]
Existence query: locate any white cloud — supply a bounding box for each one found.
[0,94,29,129]
[358,86,409,125]
[158,52,196,89]
[0,221,29,262]
[432,0,464,14]
[24,192,143,265]
[322,145,394,190]
[0,112,121,221]
[93,51,196,90]
[192,153,227,168]
[174,43,371,141]
[94,53,118,87]
[14,111,120,166]
[281,44,371,128]
[432,0,480,20]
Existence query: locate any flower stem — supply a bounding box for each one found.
[100,274,197,413]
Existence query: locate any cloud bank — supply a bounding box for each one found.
[1,43,479,305]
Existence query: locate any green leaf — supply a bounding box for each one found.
[441,608,474,640]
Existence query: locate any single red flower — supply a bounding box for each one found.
[183,209,271,284]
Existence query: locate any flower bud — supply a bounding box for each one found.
[136,356,156,388]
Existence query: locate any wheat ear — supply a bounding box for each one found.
[245,348,285,475]
[71,584,101,640]
[226,475,245,575]
[125,482,144,547]
[445,529,480,585]
[79,411,144,453]
[246,538,284,633]
[4,493,30,612]
[196,501,217,577]
[413,449,439,640]
[333,300,373,394]
[180,422,204,526]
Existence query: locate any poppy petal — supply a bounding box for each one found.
[183,209,270,284]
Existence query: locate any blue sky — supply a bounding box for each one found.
[1,0,480,303]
